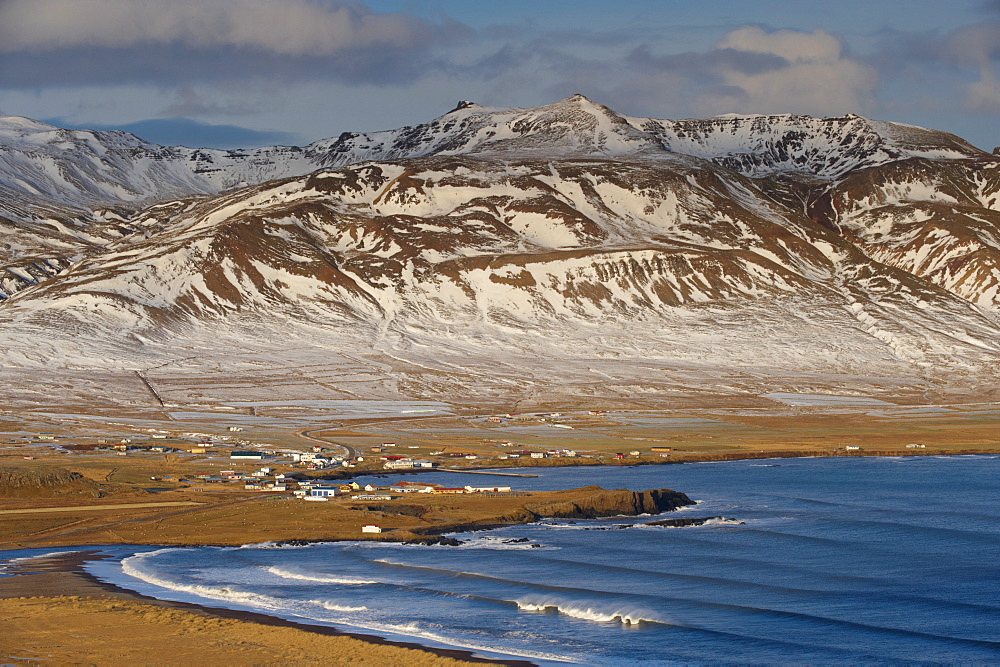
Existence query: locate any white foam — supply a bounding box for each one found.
[515,597,664,625]
[0,549,81,573]
[264,565,378,585]
[313,600,369,612]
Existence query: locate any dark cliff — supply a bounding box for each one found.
[415,486,694,535]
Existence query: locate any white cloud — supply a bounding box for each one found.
[718,26,843,62]
[941,23,1000,111]
[705,27,878,115]
[0,0,433,55]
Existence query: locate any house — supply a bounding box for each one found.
[361,524,382,533]
[390,481,438,493]
[629,450,641,456]
[310,487,339,497]
[487,416,503,423]
[614,453,626,460]
[588,410,604,416]
[465,485,512,493]
[228,426,244,432]
[906,443,926,448]
[530,452,546,459]
[355,493,394,501]
[384,459,436,470]
[845,445,861,451]
[231,451,264,460]
[432,487,468,495]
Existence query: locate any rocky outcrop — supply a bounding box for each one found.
[415,486,694,535]
[645,516,743,527]
[0,467,126,498]
[525,487,693,519]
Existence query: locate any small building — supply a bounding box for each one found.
[361,524,382,533]
[530,452,547,459]
[651,446,673,452]
[465,485,512,493]
[845,445,861,451]
[310,487,339,497]
[231,451,264,460]
[487,416,503,423]
[614,452,626,460]
[906,443,926,448]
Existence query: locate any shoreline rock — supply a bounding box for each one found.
[414,487,694,537]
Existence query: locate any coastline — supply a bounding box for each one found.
[0,550,531,666]
[3,453,997,664]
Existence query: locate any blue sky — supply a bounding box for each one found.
[1,0,997,149]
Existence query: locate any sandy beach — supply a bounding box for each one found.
[0,550,524,666]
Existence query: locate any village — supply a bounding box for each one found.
[0,403,988,548]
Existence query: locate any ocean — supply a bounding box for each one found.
[10,456,1000,664]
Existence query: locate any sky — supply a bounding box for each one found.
[0,0,998,150]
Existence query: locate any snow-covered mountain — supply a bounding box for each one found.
[1,96,998,407]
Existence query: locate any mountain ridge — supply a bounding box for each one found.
[1,96,998,408]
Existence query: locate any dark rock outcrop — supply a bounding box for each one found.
[415,486,694,535]
[526,486,693,519]
[645,516,744,527]
[0,466,125,498]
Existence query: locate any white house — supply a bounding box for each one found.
[361,524,382,533]
[310,487,339,497]
[465,485,512,493]
[231,451,264,460]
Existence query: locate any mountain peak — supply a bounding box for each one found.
[449,100,481,112]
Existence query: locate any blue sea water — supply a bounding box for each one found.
[5,456,1000,664]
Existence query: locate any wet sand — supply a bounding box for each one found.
[0,550,529,666]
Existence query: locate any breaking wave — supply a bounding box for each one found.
[264,565,378,585]
[515,597,666,625]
